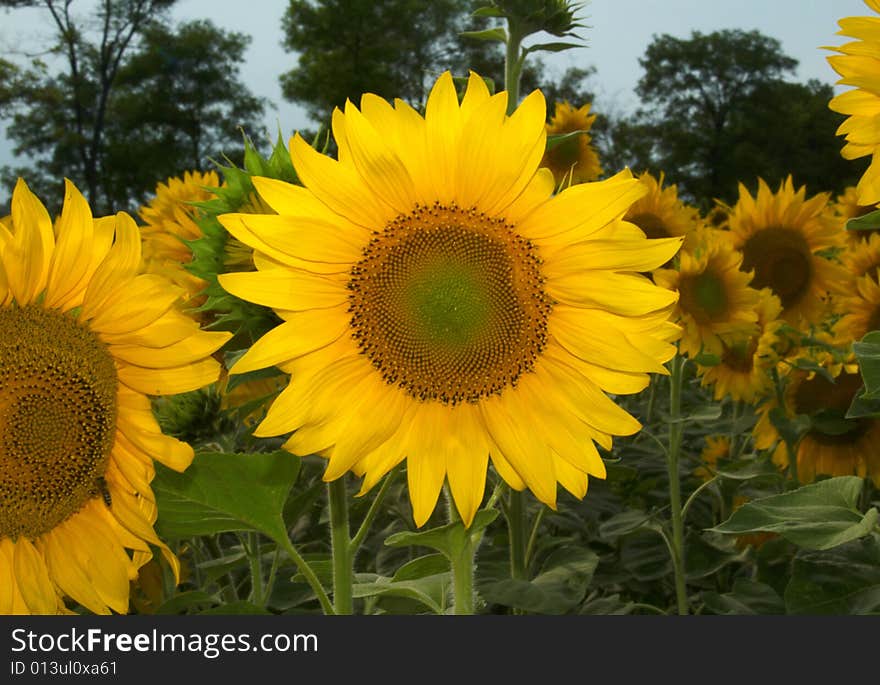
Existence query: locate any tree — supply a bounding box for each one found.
[280,0,518,126]
[1,2,265,214]
[0,0,177,211]
[631,29,856,207]
[100,20,266,211]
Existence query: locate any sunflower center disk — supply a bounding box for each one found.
[0,306,118,539]
[741,227,812,308]
[679,270,729,323]
[348,204,552,405]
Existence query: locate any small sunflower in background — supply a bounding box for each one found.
[755,361,880,486]
[697,288,786,404]
[654,228,760,360]
[704,203,731,230]
[827,0,880,206]
[833,270,880,346]
[727,177,849,327]
[695,435,731,481]
[219,72,682,527]
[0,179,230,614]
[831,186,878,239]
[624,172,700,251]
[842,231,880,279]
[139,170,221,309]
[540,101,602,186]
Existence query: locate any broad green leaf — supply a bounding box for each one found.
[155,591,219,615]
[392,554,449,582]
[685,532,743,580]
[154,451,300,543]
[853,331,880,399]
[702,579,785,615]
[784,536,880,614]
[619,529,672,581]
[713,458,782,482]
[479,548,599,614]
[846,390,880,419]
[711,476,879,550]
[846,208,880,231]
[351,574,449,614]
[384,509,499,560]
[598,510,658,540]
[578,594,636,615]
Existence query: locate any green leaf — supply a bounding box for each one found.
[392,554,449,582]
[784,536,880,614]
[460,27,507,43]
[479,548,599,614]
[789,357,836,383]
[846,390,880,419]
[598,510,658,541]
[384,509,499,560]
[546,129,587,151]
[712,458,782,482]
[619,529,672,581]
[846,208,880,232]
[853,330,880,399]
[471,6,505,18]
[768,406,810,446]
[351,574,449,614]
[154,451,300,544]
[524,41,584,54]
[155,591,219,615]
[665,404,722,424]
[702,579,785,615]
[710,476,879,550]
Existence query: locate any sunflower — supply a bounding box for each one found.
[540,101,602,187]
[827,1,880,206]
[218,72,682,527]
[833,270,880,346]
[727,177,849,326]
[624,172,700,250]
[0,179,230,614]
[697,288,785,403]
[704,203,731,230]
[756,365,880,486]
[138,170,221,307]
[694,435,731,481]
[653,228,760,360]
[842,230,880,278]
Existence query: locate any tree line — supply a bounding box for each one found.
[0,0,861,215]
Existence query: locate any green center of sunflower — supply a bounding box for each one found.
[348,203,552,405]
[740,227,812,309]
[628,212,669,240]
[0,306,118,540]
[678,269,728,323]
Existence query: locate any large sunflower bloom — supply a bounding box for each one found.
[727,177,849,326]
[827,0,880,206]
[218,72,682,527]
[138,170,221,306]
[697,288,785,403]
[624,171,700,248]
[654,228,760,359]
[540,101,602,187]
[0,179,230,614]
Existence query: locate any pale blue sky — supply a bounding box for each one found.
[0,0,871,204]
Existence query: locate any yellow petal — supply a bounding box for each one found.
[117,357,221,397]
[13,537,58,614]
[219,269,348,311]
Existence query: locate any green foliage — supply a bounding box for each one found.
[711,477,879,551]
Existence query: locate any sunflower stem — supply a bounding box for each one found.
[504,23,526,114]
[328,477,354,615]
[445,496,476,615]
[277,536,334,615]
[350,466,400,554]
[507,488,528,581]
[666,353,689,615]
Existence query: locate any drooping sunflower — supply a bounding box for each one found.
[218,72,682,527]
[755,363,880,486]
[727,177,849,326]
[0,179,230,614]
[653,228,760,360]
[139,170,221,306]
[540,101,602,186]
[697,288,785,404]
[624,172,700,250]
[827,0,880,206]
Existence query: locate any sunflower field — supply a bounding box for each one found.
[2,0,880,619]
